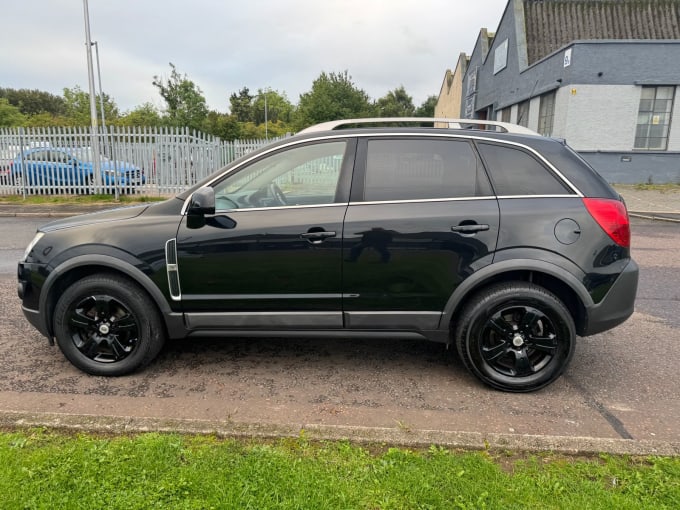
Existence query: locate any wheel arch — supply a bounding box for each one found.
[39,254,179,339]
[442,258,592,338]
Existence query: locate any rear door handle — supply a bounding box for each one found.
[451,224,489,234]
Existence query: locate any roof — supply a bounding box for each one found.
[523,0,680,64]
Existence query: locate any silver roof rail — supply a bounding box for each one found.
[298,117,539,136]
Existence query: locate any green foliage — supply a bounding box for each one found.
[23,112,70,127]
[294,70,374,130]
[1,430,679,509]
[152,63,208,131]
[117,102,162,127]
[229,87,254,122]
[416,95,439,117]
[252,88,294,125]
[202,111,242,141]
[376,85,416,117]
[0,98,27,127]
[62,85,119,126]
[0,87,66,116]
[4,70,439,137]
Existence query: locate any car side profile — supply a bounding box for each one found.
[17,118,638,392]
[12,146,145,193]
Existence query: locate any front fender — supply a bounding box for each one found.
[38,253,181,338]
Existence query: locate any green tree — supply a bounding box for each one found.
[25,112,70,127]
[229,87,253,122]
[0,98,27,127]
[415,95,438,118]
[152,63,208,130]
[375,86,415,117]
[252,89,294,125]
[294,71,373,130]
[62,85,119,126]
[117,103,162,127]
[202,111,242,141]
[0,88,66,116]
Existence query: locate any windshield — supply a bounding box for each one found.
[70,148,111,163]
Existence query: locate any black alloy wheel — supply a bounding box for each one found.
[455,282,575,392]
[53,274,165,376]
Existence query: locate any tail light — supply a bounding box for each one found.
[582,198,631,248]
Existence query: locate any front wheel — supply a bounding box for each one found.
[53,274,165,376]
[455,282,575,392]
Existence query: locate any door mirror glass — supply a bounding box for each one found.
[188,187,215,215]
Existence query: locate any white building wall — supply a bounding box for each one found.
[552,88,569,140]
[559,85,640,151]
[667,86,680,151]
[528,96,541,132]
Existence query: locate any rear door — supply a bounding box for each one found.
[342,136,500,330]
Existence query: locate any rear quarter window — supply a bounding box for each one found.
[477,142,573,196]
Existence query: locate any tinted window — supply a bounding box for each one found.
[26,150,49,162]
[213,141,346,210]
[50,151,69,163]
[364,139,490,201]
[477,142,571,196]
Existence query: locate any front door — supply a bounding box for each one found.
[175,139,354,330]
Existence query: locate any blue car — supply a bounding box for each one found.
[12,147,145,193]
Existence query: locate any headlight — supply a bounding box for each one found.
[23,232,44,261]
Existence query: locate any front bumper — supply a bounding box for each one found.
[582,259,639,336]
[18,261,51,340]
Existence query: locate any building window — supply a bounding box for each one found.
[635,86,675,150]
[500,107,511,123]
[538,91,556,136]
[517,100,530,127]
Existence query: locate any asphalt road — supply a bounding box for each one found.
[1,217,679,452]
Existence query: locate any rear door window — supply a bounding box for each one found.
[363,138,491,201]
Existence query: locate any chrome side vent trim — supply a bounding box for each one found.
[165,239,181,301]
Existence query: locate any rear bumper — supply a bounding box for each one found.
[582,259,639,336]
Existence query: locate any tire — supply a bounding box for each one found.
[455,282,575,392]
[53,274,165,376]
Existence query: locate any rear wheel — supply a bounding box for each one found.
[455,282,575,392]
[53,274,165,376]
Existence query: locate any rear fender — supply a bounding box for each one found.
[440,253,591,329]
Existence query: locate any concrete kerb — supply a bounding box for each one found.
[1,410,679,457]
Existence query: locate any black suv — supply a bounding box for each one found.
[17,119,638,392]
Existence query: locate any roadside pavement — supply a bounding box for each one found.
[615,184,680,221]
[0,185,679,219]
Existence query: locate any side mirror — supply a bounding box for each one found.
[187,187,215,216]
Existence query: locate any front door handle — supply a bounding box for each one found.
[300,231,336,244]
[451,224,489,234]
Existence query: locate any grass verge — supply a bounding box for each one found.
[1,429,678,509]
[0,193,168,205]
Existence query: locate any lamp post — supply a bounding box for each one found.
[91,41,106,132]
[264,92,268,139]
[255,90,269,139]
[91,40,119,200]
[82,0,101,187]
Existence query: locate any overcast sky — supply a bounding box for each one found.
[1,0,509,113]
